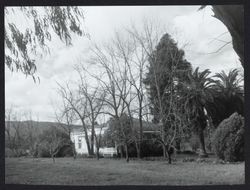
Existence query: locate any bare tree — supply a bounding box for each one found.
[108,114,134,162]
[57,66,106,158]
[53,100,77,159]
[109,32,144,159]
[57,82,94,155]
[127,21,191,163]
[84,38,137,161]
[57,20,190,163]
[5,107,24,157]
[85,44,127,157]
[23,111,40,159]
[83,21,166,161]
[75,65,107,159]
[117,29,151,158]
[39,126,70,163]
[93,121,106,160]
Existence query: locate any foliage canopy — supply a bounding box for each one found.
[5,6,86,79]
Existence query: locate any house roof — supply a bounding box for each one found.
[71,118,160,134]
[71,123,108,133]
[132,118,160,131]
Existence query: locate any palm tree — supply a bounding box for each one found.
[214,69,243,96]
[182,67,215,157]
[210,69,244,125]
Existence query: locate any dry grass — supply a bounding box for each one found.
[5,157,244,185]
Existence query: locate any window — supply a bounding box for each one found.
[78,137,82,149]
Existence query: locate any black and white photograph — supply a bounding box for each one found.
[3,4,245,186]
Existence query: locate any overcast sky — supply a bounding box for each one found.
[5,6,242,122]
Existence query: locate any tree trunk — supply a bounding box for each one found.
[72,143,76,160]
[120,146,123,159]
[138,108,143,159]
[84,133,92,155]
[212,5,244,67]
[138,141,142,159]
[135,141,140,159]
[166,150,172,164]
[96,142,100,160]
[96,149,100,160]
[166,145,175,164]
[81,118,93,156]
[175,138,181,152]
[90,122,95,155]
[125,144,129,163]
[198,129,208,158]
[168,155,172,164]
[52,154,55,163]
[162,144,167,159]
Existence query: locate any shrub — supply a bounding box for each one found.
[212,112,244,162]
[37,127,72,158]
[56,145,73,157]
[5,148,15,157]
[189,135,200,152]
[141,140,163,157]
[37,142,51,157]
[179,150,197,155]
[182,157,195,162]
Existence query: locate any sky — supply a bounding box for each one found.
[5,6,243,122]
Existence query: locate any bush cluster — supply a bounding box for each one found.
[116,140,163,158]
[37,144,51,157]
[212,112,244,162]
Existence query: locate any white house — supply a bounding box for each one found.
[70,124,117,157]
[69,119,165,157]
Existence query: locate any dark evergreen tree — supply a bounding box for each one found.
[143,33,192,161]
[144,33,192,124]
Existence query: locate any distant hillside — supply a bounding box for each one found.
[5,118,159,135]
[5,120,83,136]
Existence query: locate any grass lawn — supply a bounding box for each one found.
[5,156,244,185]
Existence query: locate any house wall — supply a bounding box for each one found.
[70,126,111,155]
[70,132,89,154]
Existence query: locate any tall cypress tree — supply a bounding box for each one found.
[144,33,192,123]
[143,33,192,159]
